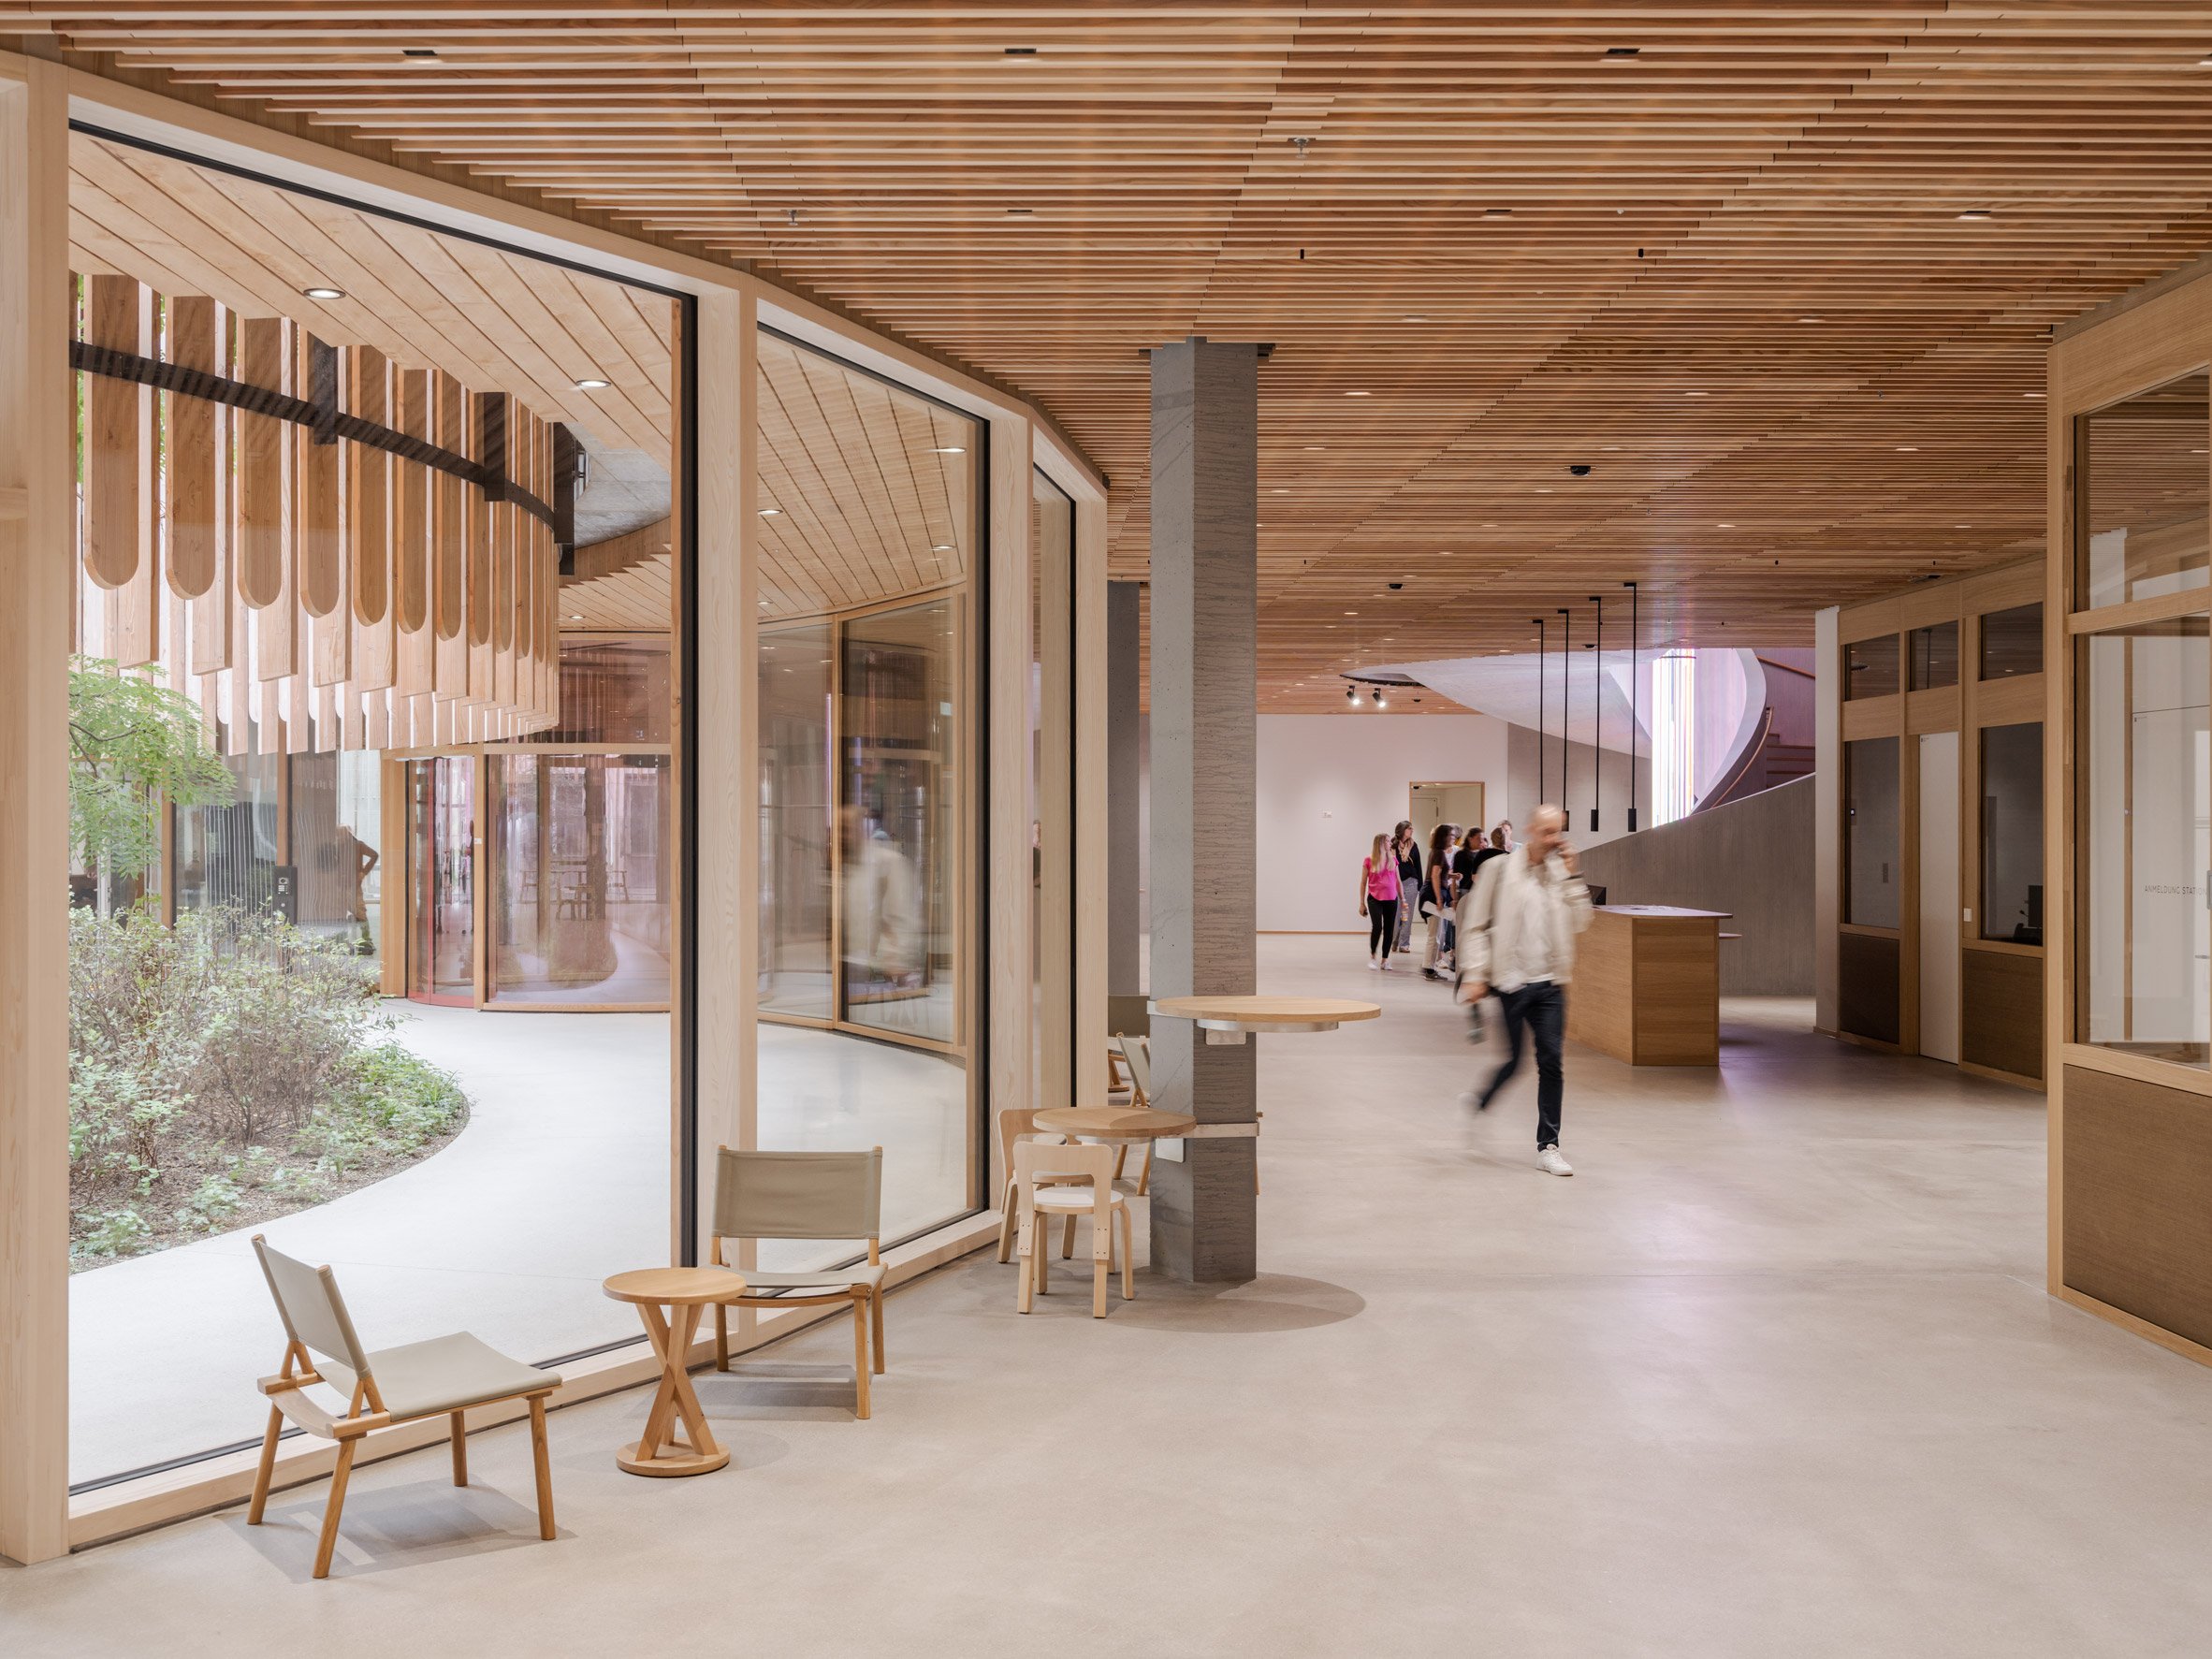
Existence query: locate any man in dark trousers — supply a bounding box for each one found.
[1456,805,1593,1176]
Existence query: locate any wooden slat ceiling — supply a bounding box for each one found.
[25,6,2212,707]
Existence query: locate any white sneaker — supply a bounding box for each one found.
[1367,958,1381,971]
[1378,959,1392,972]
[1536,1146,1574,1177]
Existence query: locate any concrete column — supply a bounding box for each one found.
[1106,579,1143,995]
[1147,337,1259,1284]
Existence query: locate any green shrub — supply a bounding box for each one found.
[75,1206,152,1262]
[66,906,467,1262]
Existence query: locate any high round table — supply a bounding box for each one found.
[602,1266,749,1477]
[1034,1105,1198,1141]
[1149,995,1382,1042]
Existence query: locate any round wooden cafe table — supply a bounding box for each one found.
[1149,995,1381,1037]
[1033,1105,1198,1142]
[602,1267,749,1477]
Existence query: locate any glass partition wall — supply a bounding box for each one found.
[1832,557,2049,1077]
[755,329,986,1265]
[2075,372,2212,1068]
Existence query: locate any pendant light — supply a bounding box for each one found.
[1588,593,1604,834]
[1557,607,1573,809]
[1532,618,1548,802]
[1623,581,1640,831]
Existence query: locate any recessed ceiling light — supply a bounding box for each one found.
[1534,488,1553,493]
[1797,315,1824,323]
[1272,488,1288,493]
[1344,610,1358,616]
[2023,391,2045,399]
[1484,207,1512,217]
[1717,522,1735,528]
[1955,523,1972,528]
[575,377,611,390]
[1683,389,1709,397]
[568,613,583,620]
[401,47,438,59]
[759,507,780,517]
[931,544,954,552]
[302,285,345,300]
[933,444,967,454]
[1004,45,1039,56]
[1957,208,1993,221]
[2199,51,2212,65]
[1345,389,1371,397]
[1006,208,1034,216]
[1304,444,1326,451]
[1603,46,1642,60]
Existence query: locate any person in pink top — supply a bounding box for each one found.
[1359,830,1402,971]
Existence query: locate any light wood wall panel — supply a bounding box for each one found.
[0,52,74,1569]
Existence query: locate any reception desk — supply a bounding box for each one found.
[1565,906,1726,1066]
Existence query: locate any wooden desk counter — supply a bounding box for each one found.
[1564,906,1727,1067]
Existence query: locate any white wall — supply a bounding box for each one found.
[1256,714,1510,931]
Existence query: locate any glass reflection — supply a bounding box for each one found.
[760,624,836,1018]
[842,599,957,1043]
[2080,372,2210,610]
[2081,617,2210,1065]
[1846,736,1900,928]
[1979,722,2043,945]
[290,750,383,961]
[490,753,671,1004]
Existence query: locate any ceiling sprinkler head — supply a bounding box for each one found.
[1291,136,1312,157]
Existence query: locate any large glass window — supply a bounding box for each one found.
[2079,371,2210,610]
[65,131,680,1486]
[2079,617,2209,1066]
[1845,633,1899,700]
[755,329,982,1269]
[1980,603,2044,680]
[174,751,279,916]
[1845,736,1901,928]
[1979,723,2044,944]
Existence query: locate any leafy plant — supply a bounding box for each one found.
[68,655,232,881]
[65,906,467,1264]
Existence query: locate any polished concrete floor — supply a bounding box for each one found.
[16,935,2212,1657]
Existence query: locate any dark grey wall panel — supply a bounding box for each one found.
[1576,776,1815,995]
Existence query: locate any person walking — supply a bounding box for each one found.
[1451,826,1509,1037]
[1456,805,1592,1175]
[1420,822,1460,980]
[1359,830,1402,971]
[1390,822,1422,955]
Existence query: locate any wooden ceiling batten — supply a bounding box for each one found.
[27,7,2212,706]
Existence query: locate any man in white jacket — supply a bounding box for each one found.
[1455,805,1593,1175]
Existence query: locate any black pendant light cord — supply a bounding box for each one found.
[1623,581,1640,832]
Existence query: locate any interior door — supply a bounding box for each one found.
[408,757,477,1006]
[1918,732,1960,1062]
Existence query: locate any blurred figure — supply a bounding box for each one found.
[841,805,924,996]
[1390,821,1422,954]
[1457,805,1592,1176]
[1420,822,1460,981]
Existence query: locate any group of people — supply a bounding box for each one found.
[1358,806,1591,1177]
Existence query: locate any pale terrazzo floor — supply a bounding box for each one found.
[13,935,2212,1658]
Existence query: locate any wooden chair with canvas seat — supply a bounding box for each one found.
[246,1234,560,1579]
[707,1146,886,1419]
[1011,1140,1133,1317]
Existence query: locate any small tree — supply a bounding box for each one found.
[68,656,233,905]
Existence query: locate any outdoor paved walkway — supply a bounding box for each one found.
[68,1008,966,1484]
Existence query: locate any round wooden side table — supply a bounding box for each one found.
[602,1266,749,1477]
